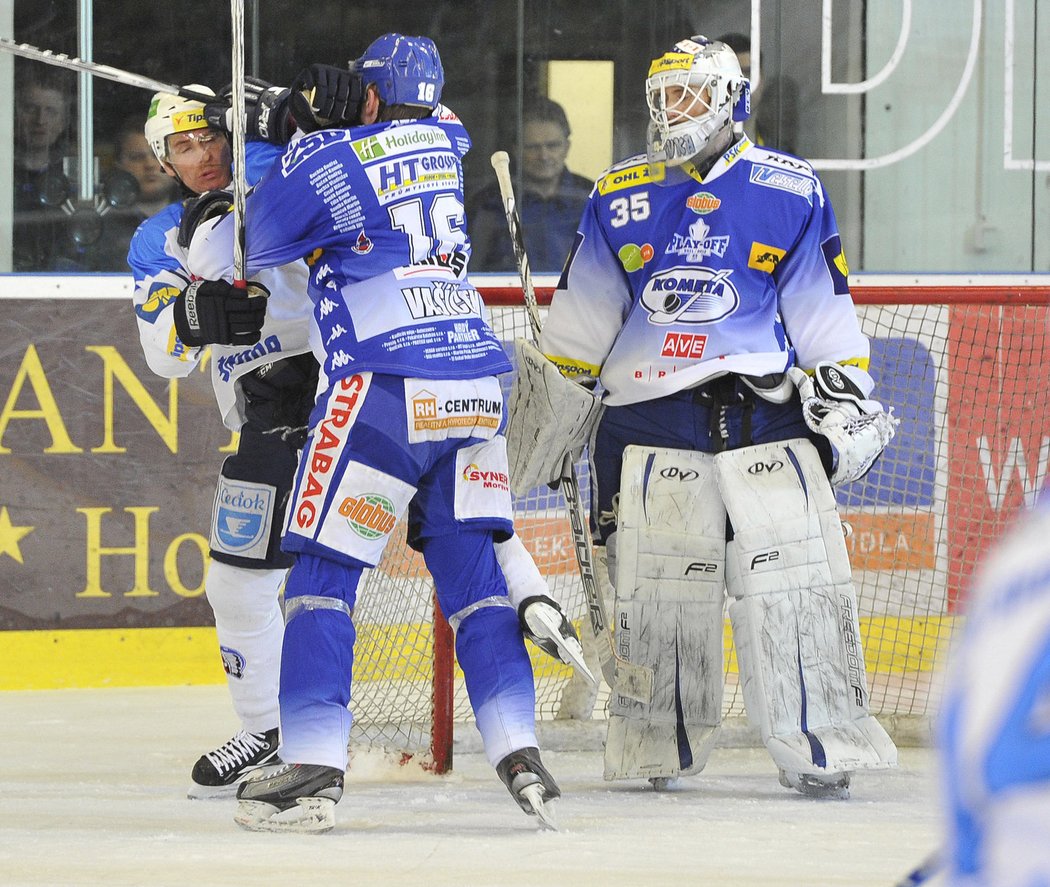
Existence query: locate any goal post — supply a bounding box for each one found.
[346,276,1050,770]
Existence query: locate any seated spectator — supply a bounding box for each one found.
[468,97,592,274]
[13,68,75,271]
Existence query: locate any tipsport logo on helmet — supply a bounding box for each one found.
[639,267,740,325]
[339,493,397,540]
[170,109,207,132]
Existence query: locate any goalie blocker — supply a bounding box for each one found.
[604,441,897,787]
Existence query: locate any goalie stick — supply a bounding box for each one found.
[0,37,214,103]
[489,150,654,703]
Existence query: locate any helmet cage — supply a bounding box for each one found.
[645,38,749,167]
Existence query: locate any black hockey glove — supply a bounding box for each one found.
[177,190,233,249]
[173,279,269,347]
[288,64,364,132]
[204,77,295,145]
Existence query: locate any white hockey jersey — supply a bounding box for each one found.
[540,137,871,406]
[128,144,316,430]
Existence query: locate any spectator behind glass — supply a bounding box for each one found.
[13,69,75,270]
[717,32,800,154]
[468,97,592,274]
[86,116,183,271]
[113,117,181,216]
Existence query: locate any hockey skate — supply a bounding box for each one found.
[778,769,852,800]
[496,747,560,830]
[234,763,344,833]
[518,595,596,686]
[188,727,281,799]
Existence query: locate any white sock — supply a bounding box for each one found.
[205,561,285,734]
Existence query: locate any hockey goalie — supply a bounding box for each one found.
[506,34,899,798]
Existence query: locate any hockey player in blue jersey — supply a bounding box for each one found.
[940,491,1050,886]
[188,34,565,833]
[510,35,899,797]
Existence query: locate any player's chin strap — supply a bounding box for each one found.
[786,362,899,486]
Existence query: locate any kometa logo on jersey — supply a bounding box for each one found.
[639,267,740,325]
[462,463,510,491]
[338,493,397,540]
[294,374,366,530]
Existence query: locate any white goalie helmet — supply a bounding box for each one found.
[646,36,750,167]
[144,85,216,164]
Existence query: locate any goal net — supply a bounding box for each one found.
[345,278,1050,771]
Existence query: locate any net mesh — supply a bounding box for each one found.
[347,286,1050,763]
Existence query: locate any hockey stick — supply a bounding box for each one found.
[894,851,941,886]
[0,37,214,103]
[229,0,248,287]
[490,150,654,703]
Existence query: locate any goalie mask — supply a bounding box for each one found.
[646,36,750,167]
[350,33,444,111]
[144,86,217,164]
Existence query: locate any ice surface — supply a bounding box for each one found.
[0,686,941,887]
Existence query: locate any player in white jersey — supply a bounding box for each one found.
[521,36,898,797]
[130,84,318,798]
[940,492,1050,886]
[188,33,569,833]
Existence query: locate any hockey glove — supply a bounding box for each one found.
[177,190,233,249]
[173,279,269,347]
[289,64,364,132]
[788,361,898,486]
[204,77,295,145]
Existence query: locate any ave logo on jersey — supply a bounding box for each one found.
[666,218,730,263]
[639,267,740,325]
[211,477,276,559]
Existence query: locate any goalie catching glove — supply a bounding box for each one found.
[173,279,269,347]
[787,361,898,485]
[505,338,604,496]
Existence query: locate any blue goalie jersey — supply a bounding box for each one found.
[190,108,511,385]
[540,137,871,406]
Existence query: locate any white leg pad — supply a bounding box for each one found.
[717,439,897,775]
[605,446,726,781]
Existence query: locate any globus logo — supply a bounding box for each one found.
[339,493,397,540]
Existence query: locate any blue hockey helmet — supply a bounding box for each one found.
[350,33,444,110]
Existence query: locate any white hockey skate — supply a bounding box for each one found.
[234,763,344,833]
[518,595,596,686]
[496,747,560,831]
